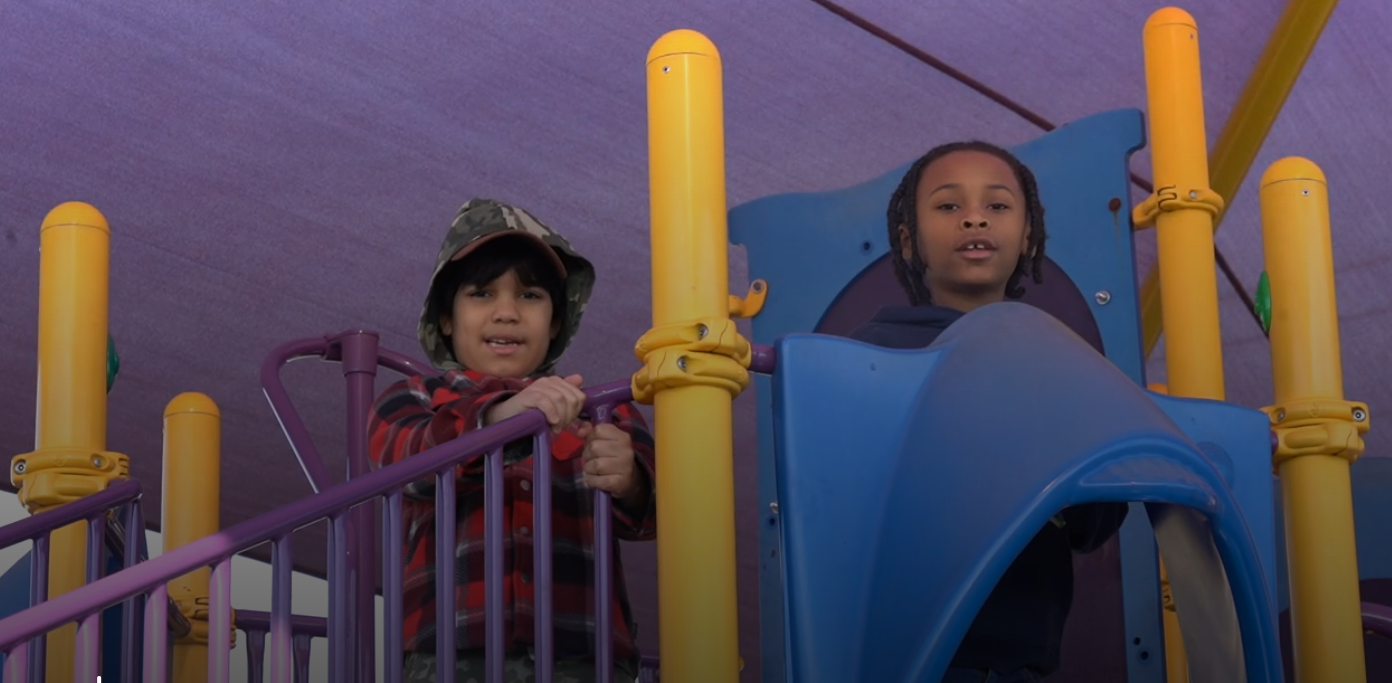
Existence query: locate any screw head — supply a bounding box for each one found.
[1095,291,1112,305]
[677,356,688,371]
[1354,408,1367,422]
[1276,409,1286,422]
[697,324,708,339]
[13,461,25,474]
[1188,190,1198,199]
[769,502,779,514]
[92,455,103,468]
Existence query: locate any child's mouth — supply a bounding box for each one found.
[956,240,997,261]
[486,338,524,354]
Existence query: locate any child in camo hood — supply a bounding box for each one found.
[369,199,656,682]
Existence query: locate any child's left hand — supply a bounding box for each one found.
[577,422,644,503]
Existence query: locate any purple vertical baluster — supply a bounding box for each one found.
[383,491,404,683]
[327,514,350,683]
[121,502,143,683]
[341,332,380,682]
[209,558,233,683]
[533,429,553,683]
[291,634,312,683]
[271,534,294,683]
[27,534,48,683]
[74,514,106,682]
[244,628,267,683]
[485,446,504,683]
[435,470,458,681]
[592,404,614,683]
[6,642,28,683]
[144,584,169,683]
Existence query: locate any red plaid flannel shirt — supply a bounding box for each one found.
[368,369,657,662]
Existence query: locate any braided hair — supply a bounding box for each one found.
[886,141,1048,305]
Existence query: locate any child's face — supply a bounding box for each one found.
[899,150,1032,308]
[439,268,557,379]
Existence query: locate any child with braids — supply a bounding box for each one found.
[850,141,1130,682]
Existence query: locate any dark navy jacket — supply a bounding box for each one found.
[850,304,1130,675]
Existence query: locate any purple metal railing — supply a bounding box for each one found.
[0,335,775,682]
[0,479,143,683]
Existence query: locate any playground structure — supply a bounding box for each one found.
[0,4,1389,683]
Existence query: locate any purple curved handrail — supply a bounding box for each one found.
[1366,602,1392,641]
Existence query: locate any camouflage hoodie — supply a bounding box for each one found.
[418,199,596,377]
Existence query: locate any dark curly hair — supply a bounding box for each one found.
[886,140,1048,305]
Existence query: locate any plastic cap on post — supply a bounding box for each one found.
[41,201,109,235]
[647,29,719,64]
[1261,157,1326,188]
[1145,6,1197,32]
[165,392,221,419]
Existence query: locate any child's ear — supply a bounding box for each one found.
[897,223,914,262]
[439,314,453,337]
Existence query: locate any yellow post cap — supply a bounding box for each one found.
[648,29,719,65]
[41,201,109,235]
[1145,7,1197,32]
[165,392,221,419]
[1261,156,1327,189]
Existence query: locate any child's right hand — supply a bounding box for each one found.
[484,374,587,435]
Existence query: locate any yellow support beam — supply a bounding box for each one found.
[1260,157,1367,683]
[163,392,223,683]
[1140,9,1229,680]
[1138,0,1341,357]
[1141,7,1226,402]
[11,202,128,683]
[636,28,749,683]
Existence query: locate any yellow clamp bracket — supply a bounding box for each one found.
[10,447,130,513]
[1131,185,1227,229]
[632,318,752,404]
[1262,398,1369,469]
[728,279,768,319]
[171,597,237,647]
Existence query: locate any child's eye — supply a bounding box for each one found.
[935,203,959,211]
[467,289,492,299]
[989,202,1011,211]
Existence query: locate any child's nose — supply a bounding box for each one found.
[492,298,520,320]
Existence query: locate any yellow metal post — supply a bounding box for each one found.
[11,202,128,683]
[1135,0,1341,357]
[1260,157,1368,683]
[634,29,750,683]
[1141,7,1226,402]
[163,392,222,683]
[1139,9,1231,680]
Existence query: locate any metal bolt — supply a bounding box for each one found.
[1302,189,1310,196]
[769,502,779,514]
[1095,291,1112,305]
[662,66,670,73]
[697,324,708,339]
[677,356,688,371]
[1354,408,1367,422]
[92,455,103,468]
[1276,409,1286,422]
[13,461,25,475]
[1188,190,1198,199]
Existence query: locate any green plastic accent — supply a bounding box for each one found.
[107,334,120,394]
[1255,271,1272,335]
